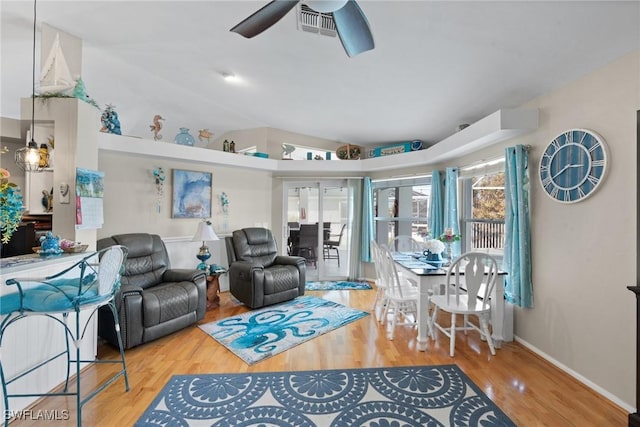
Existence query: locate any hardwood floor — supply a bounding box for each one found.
[7,287,627,426]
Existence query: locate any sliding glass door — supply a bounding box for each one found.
[283,180,351,281]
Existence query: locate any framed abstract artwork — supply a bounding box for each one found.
[171,169,212,218]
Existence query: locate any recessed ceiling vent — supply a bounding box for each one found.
[297,4,337,37]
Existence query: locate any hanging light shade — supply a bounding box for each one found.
[15,0,46,173]
[15,139,42,172]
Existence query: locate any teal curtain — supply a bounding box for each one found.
[347,179,363,280]
[504,145,533,308]
[444,167,461,258]
[428,170,443,240]
[360,177,374,262]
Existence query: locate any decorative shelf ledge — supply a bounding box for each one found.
[99,108,538,173]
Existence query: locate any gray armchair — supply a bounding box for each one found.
[97,233,207,349]
[226,227,306,308]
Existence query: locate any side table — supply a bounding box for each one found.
[206,270,226,310]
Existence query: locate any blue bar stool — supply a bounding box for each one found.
[0,246,130,426]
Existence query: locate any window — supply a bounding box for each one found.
[372,176,431,247]
[461,169,506,259]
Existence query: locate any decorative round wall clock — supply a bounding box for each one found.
[538,128,608,203]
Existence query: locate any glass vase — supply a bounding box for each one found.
[174,128,195,146]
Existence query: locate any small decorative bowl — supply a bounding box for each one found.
[62,244,89,253]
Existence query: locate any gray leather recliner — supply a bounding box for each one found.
[97,233,207,349]
[226,227,306,309]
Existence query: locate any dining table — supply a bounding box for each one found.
[392,252,513,352]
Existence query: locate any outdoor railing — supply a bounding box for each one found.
[466,219,505,251]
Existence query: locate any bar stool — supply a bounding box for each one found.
[0,246,130,426]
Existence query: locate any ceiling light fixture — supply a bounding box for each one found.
[221,72,240,83]
[15,0,46,172]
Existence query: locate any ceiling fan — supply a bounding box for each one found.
[230,0,374,57]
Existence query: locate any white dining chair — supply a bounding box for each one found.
[370,240,388,323]
[379,244,422,340]
[429,252,498,357]
[391,235,424,253]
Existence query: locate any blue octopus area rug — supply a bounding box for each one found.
[135,365,515,426]
[305,281,373,291]
[198,296,368,365]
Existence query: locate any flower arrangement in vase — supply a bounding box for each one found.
[438,228,461,264]
[0,168,24,244]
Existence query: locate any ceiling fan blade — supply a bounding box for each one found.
[332,0,374,57]
[231,0,300,38]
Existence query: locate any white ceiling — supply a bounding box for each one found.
[1,1,638,148]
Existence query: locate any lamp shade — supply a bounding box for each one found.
[15,139,44,172]
[192,221,219,242]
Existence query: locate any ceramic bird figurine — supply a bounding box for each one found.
[41,188,53,212]
[198,129,213,143]
[150,115,164,141]
[100,104,121,135]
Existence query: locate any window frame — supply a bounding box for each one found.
[460,160,506,260]
[371,175,432,247]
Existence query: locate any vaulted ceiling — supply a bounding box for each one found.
[1,1,638,148]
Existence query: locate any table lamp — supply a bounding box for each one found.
[192,220,219,270]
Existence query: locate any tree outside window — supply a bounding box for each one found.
[464,171,506,258]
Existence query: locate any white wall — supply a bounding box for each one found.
[512,51,638,409]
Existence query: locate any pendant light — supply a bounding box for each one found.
[15,0,46,172]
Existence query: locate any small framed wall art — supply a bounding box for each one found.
[172,169,212,218]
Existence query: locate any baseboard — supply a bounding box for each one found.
[515,336,634,413]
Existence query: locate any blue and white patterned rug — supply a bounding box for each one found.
[199,296,368,365]
[135,365,515,426]
[306,281,372,291]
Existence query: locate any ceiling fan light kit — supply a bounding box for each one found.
[231,0,374,57]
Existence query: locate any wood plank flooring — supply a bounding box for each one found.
[6,287,628,426]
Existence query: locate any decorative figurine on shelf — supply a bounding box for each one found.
[38,144,49,168]
[223,139,230,152]
[198,129,214,144]
[72,77,100,109]
[100,104,122,135]
[41,187,53,212]
[336,144,362,160]
[152,167,165,214]
[282,143,295,159]
[149,115,164,141]
[174,127,195,146]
